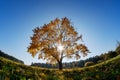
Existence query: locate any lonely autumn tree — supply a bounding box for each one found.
[28,17,89,70]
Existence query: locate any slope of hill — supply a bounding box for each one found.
[0,54,120,80]
[0,50,24,64]
[31,50,118,68]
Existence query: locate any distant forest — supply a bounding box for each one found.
[0,50,24,64]
[31,43,120,68]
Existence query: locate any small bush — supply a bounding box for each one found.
[97,60,103,63]
[84,61,94,67]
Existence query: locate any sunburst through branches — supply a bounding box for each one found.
[27,17,89,70]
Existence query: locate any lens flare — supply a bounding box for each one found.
[57,44,64,52]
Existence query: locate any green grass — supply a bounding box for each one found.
[0,55,120,80]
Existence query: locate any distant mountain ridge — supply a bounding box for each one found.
[0,50,24,64]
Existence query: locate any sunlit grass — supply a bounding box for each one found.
[0,55,120,80]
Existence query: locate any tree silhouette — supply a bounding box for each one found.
[28,17,89,70]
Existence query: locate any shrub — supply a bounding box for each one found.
[84,61,94,67]
[116,43,120,55]
[97,60,103,63]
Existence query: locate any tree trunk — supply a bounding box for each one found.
[58,61,63,70]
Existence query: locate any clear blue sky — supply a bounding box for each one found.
[0,0,120,65]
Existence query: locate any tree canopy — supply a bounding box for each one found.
[28,17,89,70]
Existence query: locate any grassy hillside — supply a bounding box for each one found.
[0,50,24,64]
[0,55,120,80]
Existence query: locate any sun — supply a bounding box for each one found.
[57,44,64,52]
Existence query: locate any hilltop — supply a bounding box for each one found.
[0,54,120,80]
[0,43,120,80]
[0,50,24,64]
